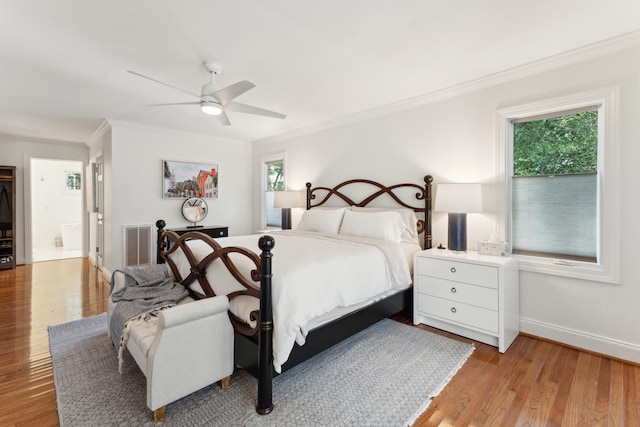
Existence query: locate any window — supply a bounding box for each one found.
[496,88,620,283]
[262,155,285,228]
[512,108,598,262]
[66,172,81,191]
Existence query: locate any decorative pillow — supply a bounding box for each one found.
[339,209,405,242]
[349,206,420,244]
[296,207,346,234]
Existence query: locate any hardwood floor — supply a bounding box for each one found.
[0,258,638,426]
[391,313,640,426]
[0,258,109,427]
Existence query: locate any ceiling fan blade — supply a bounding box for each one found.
[127,70,201,99]
[225,101,286,119]
[207,80,256,105]
[216,110,231,126]
[146,101,200,106]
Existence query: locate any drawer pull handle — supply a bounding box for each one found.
[450,287,457,293]
[450,267,457,273]
[451,307,457,313]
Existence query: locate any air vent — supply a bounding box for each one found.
[122,224,153,267]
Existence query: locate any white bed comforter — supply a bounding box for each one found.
[168,230,415,372]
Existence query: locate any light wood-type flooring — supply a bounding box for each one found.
[0,258,638,426]
[392,312,640,426]
[0,258,109,426]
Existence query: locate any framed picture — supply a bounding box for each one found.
[163,160,218,199]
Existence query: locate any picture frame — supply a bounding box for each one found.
[163,160,218,199]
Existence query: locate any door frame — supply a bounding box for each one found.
[25,156,87,264]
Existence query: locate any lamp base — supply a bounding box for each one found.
[447,213,467,252]
[281,208,292,230]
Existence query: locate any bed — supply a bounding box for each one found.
[155,176,433,414]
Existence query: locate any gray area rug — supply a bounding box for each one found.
[49,314,474,426]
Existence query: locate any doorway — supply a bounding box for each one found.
[31,158,83,262]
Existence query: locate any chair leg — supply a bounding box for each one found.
[220,375,231,389]
[153,406,166,422]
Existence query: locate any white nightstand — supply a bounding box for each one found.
[413,248,519,353]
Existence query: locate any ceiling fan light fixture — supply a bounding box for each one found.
[128,63,285,124]
[201,102,223,116]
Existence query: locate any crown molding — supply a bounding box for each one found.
[255,30,640,145]
[86,119,111,147]
[0,131,88,146]
[105,119,251,145]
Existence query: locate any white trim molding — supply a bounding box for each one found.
[106,119,250,145]
[495,87,621,284]
[256,31,640,146]
[520,317,640,365]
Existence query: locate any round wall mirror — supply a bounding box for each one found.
[182,197,208,227]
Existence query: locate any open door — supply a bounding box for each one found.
[95,155,104,270]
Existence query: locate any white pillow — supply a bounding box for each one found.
[296,207,346,234]
[339,209,405,242]
[349,206,420,244]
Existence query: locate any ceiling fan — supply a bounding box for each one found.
[127,60,286,126]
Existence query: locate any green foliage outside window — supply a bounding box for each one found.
[66,172,81,190]
[266,161,284,191]
[513,110,598,176]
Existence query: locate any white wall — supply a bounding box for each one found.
[253,45,640,363]
[3,120,253,278]
[102,121,253,277]
[0,135,88,265]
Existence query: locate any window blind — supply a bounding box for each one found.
[512,173,597,262]
[264,191,282,228]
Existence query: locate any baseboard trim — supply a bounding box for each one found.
[520,317,640,365]
[100,266,112,283]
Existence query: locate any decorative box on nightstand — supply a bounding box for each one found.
[413,248,519,353]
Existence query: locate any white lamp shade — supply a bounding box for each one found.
[435,183,483,213]
[273,190,305,209]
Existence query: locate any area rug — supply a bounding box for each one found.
[49,314,474,426]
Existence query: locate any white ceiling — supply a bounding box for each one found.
[2,0,640,144]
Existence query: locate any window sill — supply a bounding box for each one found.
[515,254,619,284]
[256,227,282,233]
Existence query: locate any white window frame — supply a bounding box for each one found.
[260,152,287,230]
[496,87,620,284]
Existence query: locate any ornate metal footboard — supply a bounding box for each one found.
[155,225,276,413]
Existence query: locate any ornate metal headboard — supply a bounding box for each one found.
[305,175,433,249]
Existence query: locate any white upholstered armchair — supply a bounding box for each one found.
[108,269,234,422]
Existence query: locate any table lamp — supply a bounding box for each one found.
[434,183,483,252]
[273,190,304,230]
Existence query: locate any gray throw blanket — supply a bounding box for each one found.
[109,264,189,370]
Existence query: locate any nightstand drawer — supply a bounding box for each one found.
[415,277,498,311]
[168,226,229,239]
[416,257,498,289]
[417,294,498,334]
[208,227,228,238]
